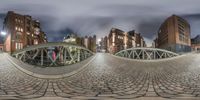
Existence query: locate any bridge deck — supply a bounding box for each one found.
[0,53,200,99]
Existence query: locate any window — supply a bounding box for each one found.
[16,43,23,50]
[179,32,185,42]
[20,28,23,32]
[34,40,38,45]
[16,32,22,40]
[15,43,18,50]
[20,43,23,49]
[118,36,123,40]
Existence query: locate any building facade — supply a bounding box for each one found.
[108,28,146,54]
[155,15,191,53]
[191,35,200,52]
[86,35,96,52]
[99,36,108,52]
[2,11,47,53]
[63,33,96,52]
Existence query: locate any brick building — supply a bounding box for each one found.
[191,35,200,52]
[83,35,96,52]
[2,11,47,53]
[155,15,191,53]
[108,28,146,54]
[99,36,108,52]
[64,33,96,52]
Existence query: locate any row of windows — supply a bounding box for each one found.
[117,36,123,40]
[15,26,23,32]
[15,18,23,24]
[178,27,185,33]
[15,42,23,50]
[179,33,188,43]
[178,23,185,29]
[178,18,185,24]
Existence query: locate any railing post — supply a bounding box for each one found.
[77,48,80,62]
[41,49,43,66]
[64,47,66,64]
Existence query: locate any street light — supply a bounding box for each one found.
[0,31,6,36]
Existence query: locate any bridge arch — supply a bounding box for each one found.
[115,47,179,60]
[12,42,94,67]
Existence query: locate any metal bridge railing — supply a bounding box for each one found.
[12,42,94,67]
[115,47,179,60]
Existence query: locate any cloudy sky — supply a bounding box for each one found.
[0,0,200,46]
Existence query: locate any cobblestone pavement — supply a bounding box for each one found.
[1,53,200,99]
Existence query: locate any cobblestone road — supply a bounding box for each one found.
[1,53,200,100]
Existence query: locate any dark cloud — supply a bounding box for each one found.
[137,17,164,39]
[46,28,75,42]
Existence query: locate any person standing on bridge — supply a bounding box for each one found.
[52,51,56,61]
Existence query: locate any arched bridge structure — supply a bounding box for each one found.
[115,47,179,60]
[12,42,94,67]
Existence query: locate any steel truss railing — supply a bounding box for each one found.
[115,47,179,60]
[12,42,94,67]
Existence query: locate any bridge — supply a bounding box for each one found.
[115,47,179,60]
[0,44,200,100]
[12,42,93,67]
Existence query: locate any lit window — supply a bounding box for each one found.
[15,43,18,49]
[18,43,20,50]
[20,43,23,49]
[15,27,18,31]
[34,40,38,45]
[21,28,23,32]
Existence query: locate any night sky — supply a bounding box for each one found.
[0,0,200,46]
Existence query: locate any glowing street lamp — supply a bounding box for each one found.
[98,38,101,42]
[0,31,6,36]
[97,38,101,46]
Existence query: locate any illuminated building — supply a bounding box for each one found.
[63,33,96,52]
[155,15,191,53]
[2,11,47,53]
[108,28,146,54]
